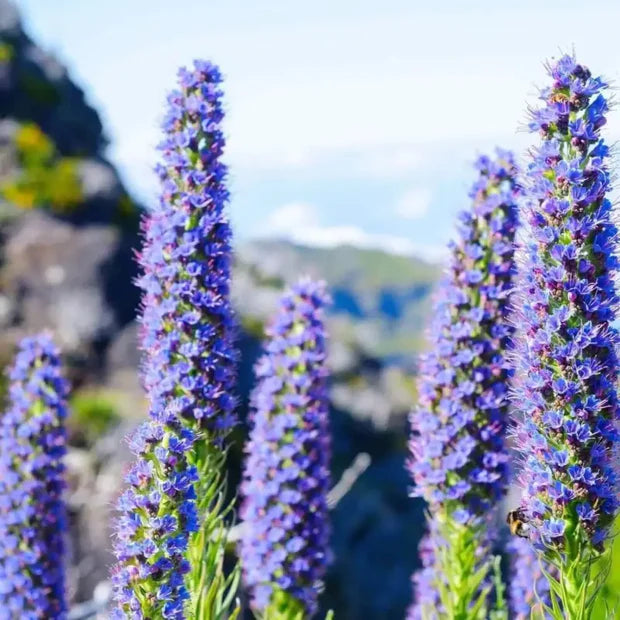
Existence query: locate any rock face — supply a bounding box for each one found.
[0,3,435,618]
[0,0,141,376]
[0,0,104,156]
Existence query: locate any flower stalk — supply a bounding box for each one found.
[408,150,520,619]
[240,279,331,619]
[112,59,239,619]
[513,54,619,620]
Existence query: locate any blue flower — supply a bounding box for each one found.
[0,334,69,618]
[408,149,519,616]
[112,59,238,619]
[514,55,619,552]
[513,53,618,618]
[407,533,442,620]
[240,279,331,617]
[138,58,238,438]
[111,421,198,618]
[409,149,519,517]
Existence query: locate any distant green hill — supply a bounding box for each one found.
[237,239,441,361]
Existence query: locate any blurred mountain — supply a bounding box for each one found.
[237,239,439,362]
[0,2,435,618]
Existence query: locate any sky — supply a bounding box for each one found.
[14,0,620,260]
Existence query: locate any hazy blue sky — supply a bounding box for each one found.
[15,0,620,259]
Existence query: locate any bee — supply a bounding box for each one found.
[506,508,531,538]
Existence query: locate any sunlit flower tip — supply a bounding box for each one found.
[408,148,520,519]
[240,278,331,617]
[137,58,238,439]
[514,54,619,550]
[0,333,69,618]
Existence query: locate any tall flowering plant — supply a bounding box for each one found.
[513,54,619,619]
[408,150,519,619]
[111,59,240,619]
[0,333,69,619]
[240,279,331,619]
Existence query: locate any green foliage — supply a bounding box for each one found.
[539,525,611,620]
[18,71,61,106]
[113,192,140,228]
[591,517,620,619]
[1,123,83,213]
[240,314,265,339]
[428,511,492,620]
[68,389,120,443]
[287,243,439,289]
[188,441,240,620]
[488,556,507,620]
[0,41,13,64]
[261,588,305,620]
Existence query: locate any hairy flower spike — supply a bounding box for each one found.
[240,279,331,617]
[407,149,520,618]
[409,149,519,515]
[112,60,239,619]
[0,333,68,618]
[513,54,619,617]
[138,58,237,436]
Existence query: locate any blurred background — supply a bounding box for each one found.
[1,0,620,617]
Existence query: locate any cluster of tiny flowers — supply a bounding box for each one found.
[407,534,441,620]
[0,334,68,619]
[137,58,237,438]
[408,149,520,523]
[507,538,552,620]
[240,279,331,616]
[111,59,237,619]
[110,419,199,619]
[514,54,619,547]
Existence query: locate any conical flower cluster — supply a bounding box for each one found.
[111,59,238,619]
[514,54,619,549]
[409,149,520,521]
[240,279,331,617]
[138,58,238,437]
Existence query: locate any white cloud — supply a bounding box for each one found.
[260,202,444,261]
[355,146,422,178]
[263,202,319,233]
[394,188,432,220]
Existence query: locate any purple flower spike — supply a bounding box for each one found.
[137,58,238,438]
[0,333,69,618]
[515,54,618,548]
[407,149,519,616]
[240,279,331,617]
[409,149,519,517]
[110,420,199,619]
[513,54,619,616]
[112,60,238,619]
